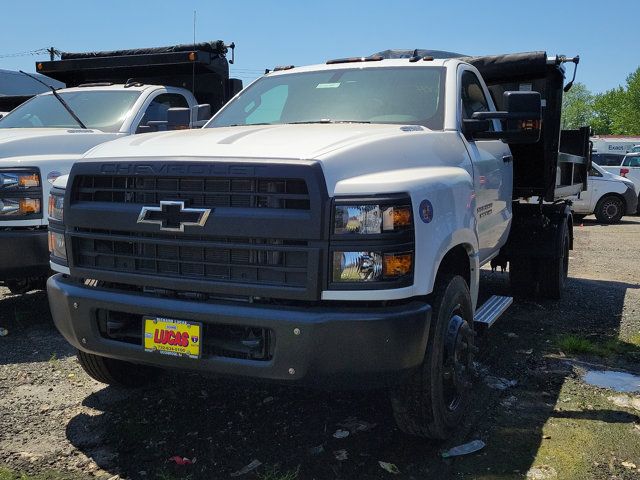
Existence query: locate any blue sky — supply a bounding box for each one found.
[0,0,638,93]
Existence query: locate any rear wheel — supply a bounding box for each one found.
[537,222,569,299]
[594,195,624,224]
[390,275,476,439]
[77,350,159,387]
[509,257,538,297]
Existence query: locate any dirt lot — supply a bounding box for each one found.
[1,216,640,480]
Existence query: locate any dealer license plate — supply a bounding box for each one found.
[143,316,201,359]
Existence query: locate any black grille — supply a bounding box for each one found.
[72,229,308,288]
[73,175,310,210]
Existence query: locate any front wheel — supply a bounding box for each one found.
[390,275,476,439]
[594,195,624,224]
[77,350,159,387]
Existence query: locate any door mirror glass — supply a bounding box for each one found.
[167,107,190,130]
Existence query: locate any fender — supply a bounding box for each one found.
[331,166,478,302]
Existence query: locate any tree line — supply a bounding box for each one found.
[561,66,640,135]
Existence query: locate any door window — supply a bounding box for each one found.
[137,93,189,133]
[588,166,603,177]
[460,70,493,131]
[623,156,640,167]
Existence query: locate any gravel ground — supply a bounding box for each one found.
[1,215,639,480]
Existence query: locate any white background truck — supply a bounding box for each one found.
[47,50,589,439]
[0,41,240,293]
[571,163,637,222]
[600,152,640,213]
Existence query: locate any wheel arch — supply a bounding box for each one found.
[432,242,479,310]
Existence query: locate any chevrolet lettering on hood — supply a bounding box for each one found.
[137,201,211,232]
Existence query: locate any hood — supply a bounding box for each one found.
[83,124,428,160]
[0,128,121,160]
[81,123,467,196]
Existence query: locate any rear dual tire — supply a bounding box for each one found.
[509,222,569,300]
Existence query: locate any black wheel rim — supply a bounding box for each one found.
[602,199,621,220]
[443,310,474,412]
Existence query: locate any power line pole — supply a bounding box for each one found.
[47,47,56,61]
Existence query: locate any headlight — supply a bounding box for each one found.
[332,251,413,282]
[48,231,67,261]
[0,171,40,189]
[0,197,41,216]
[48,193,64,221]
[0,169,43,220]
[334,204,412,235]
[330,196,415,288]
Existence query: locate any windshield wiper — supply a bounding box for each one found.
[19,70,87,129]
[286,120,371,124]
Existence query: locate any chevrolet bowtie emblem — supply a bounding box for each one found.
[137,201,211,232]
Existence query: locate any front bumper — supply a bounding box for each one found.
[47,274,431,388]
[0,227,49,281]
[623,186,639,214]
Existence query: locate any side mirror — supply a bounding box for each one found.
[465,91,542,144]
[190,104,212,128]
[167,107,191,130]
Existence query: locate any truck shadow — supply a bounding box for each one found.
[0,288,74,365]
[63,272,639,480]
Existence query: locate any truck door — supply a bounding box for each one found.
[458,68,513,264]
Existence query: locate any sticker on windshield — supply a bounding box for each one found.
[316,82,341,89]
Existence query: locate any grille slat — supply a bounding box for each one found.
[74,175,311,210]
[72,229,309,287]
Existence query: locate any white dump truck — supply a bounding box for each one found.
[47,50,589,438]
[0,41,240,293]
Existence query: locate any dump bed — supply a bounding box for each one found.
[36,41,238,111]
[462,51,590,201]
[375,50,590,201]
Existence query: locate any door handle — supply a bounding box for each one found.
[502,155,513,163]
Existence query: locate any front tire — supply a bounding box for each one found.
[594,195,624,224]
[77,350,159,387]
[390,275,476,439]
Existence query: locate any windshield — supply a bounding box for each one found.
[0,90,141,132]
[209,67,446,129]
[631,145,640,153]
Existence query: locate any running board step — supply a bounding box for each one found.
[474,295,513,328]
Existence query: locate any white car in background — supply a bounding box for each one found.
[572,163,637,223]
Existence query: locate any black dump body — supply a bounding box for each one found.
[0,95,33,112]
[374,50,590,201]
[36,41,235,111]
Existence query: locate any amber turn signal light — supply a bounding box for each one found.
[383,252,413,277]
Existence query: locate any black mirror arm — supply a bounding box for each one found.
[472,111,508,120]
[472,111,541,121]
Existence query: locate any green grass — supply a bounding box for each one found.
[557,334,640,358]
[258,465,300,480]
[0,468,79,480]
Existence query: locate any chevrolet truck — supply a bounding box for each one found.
[0,41,240,294]
[47,50,589,438]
